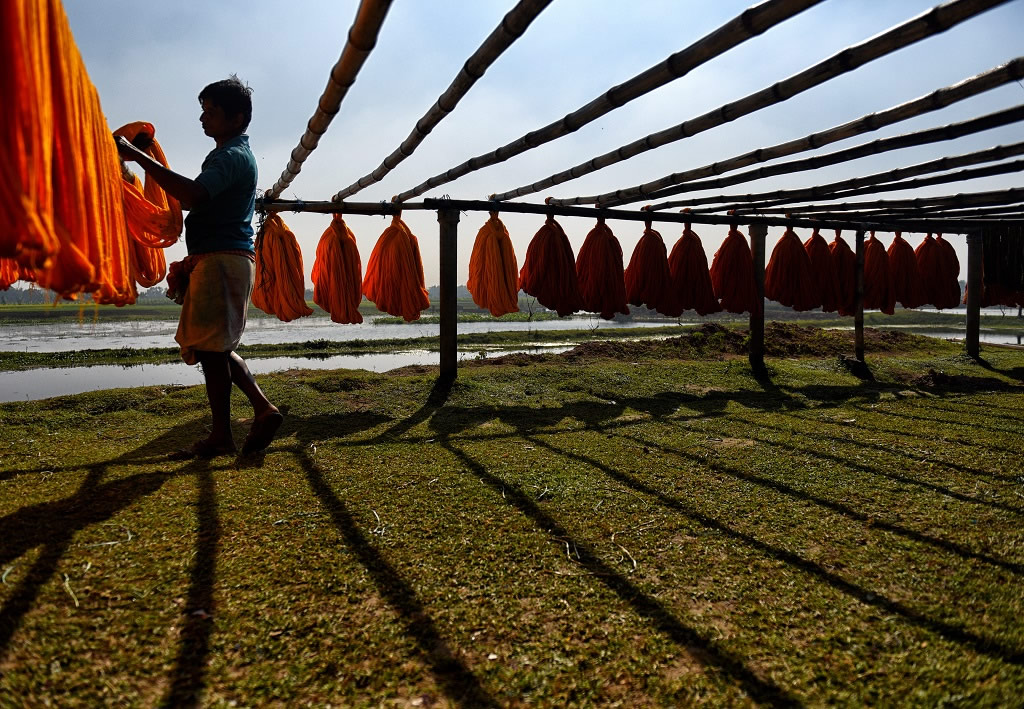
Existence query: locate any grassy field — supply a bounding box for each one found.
[1,328,1023,706]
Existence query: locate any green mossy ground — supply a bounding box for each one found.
[1,327,1022,706]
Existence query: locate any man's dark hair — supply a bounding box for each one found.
[198,74,253,131]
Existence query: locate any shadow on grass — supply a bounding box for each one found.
[727,414,1024,518]
[522,434,1024,666]
[619,429,1024,576]
[439,439,800,707]
[773,408,1024,480]
[0,419,230,708]
[293,444,497,708]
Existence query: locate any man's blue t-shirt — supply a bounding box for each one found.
[184,134,257,254]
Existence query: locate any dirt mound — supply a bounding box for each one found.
[908,369,1016,392]
[462,323,939,370]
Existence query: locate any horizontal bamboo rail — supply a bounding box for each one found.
[264,0,393,200]
[888,203,1024,219]
[388,0,825,202]
[642,103,1024,210]
[254,197,1014,233]
[649,142,1024,212]
[556,65,1024,208]
[744,186,1024,215]
[491,0,1011,202]
[330,0,553,202]
[705,157,1024,215]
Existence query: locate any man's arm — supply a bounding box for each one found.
[115,136,209,210]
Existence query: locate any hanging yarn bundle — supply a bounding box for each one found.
[803,228,840,313]
[467,212,519,317]
[311,213,363,324]
[519,215,582,316]
[933,234,961,308]
[0,259,23,290]
[123,172,166,287]
[252,213,313,322]
[576,218,628,320]
[114,121,181,249]
[829,231,856,316]
[709,219,756,314]
[2,0,136,304]
[887,231,926,309]
[914,234,950,309]
[668,216,720,316]
[863,232,896,315]
[1,0,60,271]
[765,226,820,311]
[625,221,681,317]
[362,214,430,322]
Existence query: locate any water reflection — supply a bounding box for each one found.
[0,316,680,353]
[0,347,570,403]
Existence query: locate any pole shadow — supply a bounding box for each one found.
[619,429,1024,577]
[439,439,800,707]
[525,434,1024,666]
[295,445,496,708]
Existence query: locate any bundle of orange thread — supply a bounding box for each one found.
[467,212,519,317]
[1,0,60,271]
[934,234,961,308]
[252,213,313,322]
[668,218,720,316]
[803,228,840,313]
[625,222,680,317]
[863,232,895,315]
[0,259,23,290]
[362,215,430,322]
[576,218,628,320]
[312,213,363,324]
[123,172,166,287]
[710,221,756,314]
[829,231,856,316]
[914,234,942,308]
[519,216,582,316]
[887,231,926,309]
[3,0,137,304]
[765,227,819,311]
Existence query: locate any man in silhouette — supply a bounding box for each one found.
[116,75,282,458]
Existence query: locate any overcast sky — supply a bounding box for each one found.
[68,0,1024,285]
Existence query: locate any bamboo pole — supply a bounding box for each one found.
[808,201,1024,221]
[965,231,983,358]
[264,0,393,200]
[735,186,1024,216]
[726,159,1024,214]
[879,204,1024,219]
[671,147,1024,214]
[559,67,1024,208]
[255,197,999,233]
[438,208,460,380]
[491,0,1012,203]
[388,0,826,203]
[854,230,866,362]
[331,0,554,202]
[749,223,767,373]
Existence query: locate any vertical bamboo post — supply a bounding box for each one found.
[854,230,866,362]
[437,207,460,381]
[965,230,983,358]
[748,223,767,373]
